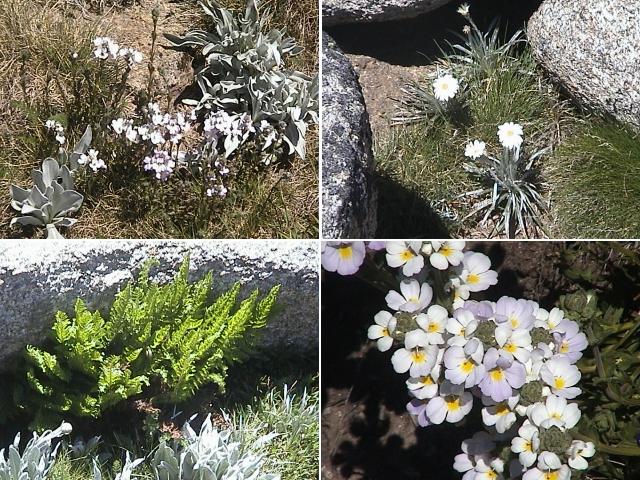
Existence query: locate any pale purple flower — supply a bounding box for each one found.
[321,242,366,276]
[444,338,485,387]
[407,398,432,427]
[425,381,473,424]
[494,297,535,330]
[539,356,581,399]
[479,348,526,402]
[385,279,433,313]
[553,320,588,362]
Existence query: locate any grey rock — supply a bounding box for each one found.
[528,0,640,129]
[322,33,377,238]
[0,240,318,367]
[323,0,452,26]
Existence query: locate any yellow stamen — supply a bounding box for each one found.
[510,316,519,328]
[544,472,559,480]
[490,368,504,381]
[554,377,566,389]
[524,440,532,452]
[486,471,497,480]
[382,327,389,337]
[440,245,453,257]
[495,402,509,416]
[411,350,426,363]
[560,341,569,353]
[461,360,475,374]
[337,245,353,259]
[400,250,415,262]
[446,396,460,411]
[504,343,517,354]
[467,273,480,284]
[420,376,434,386]
[428,322,439,333]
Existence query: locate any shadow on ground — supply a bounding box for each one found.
[325,0,545,66]
[375,173,451,238]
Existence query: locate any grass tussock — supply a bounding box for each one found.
[547,120,640,239]
[0,0,318,239]
[376,44,562,237]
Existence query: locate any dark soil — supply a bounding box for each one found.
[320,242,626,480]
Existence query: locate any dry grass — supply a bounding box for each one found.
[0,0,318,239]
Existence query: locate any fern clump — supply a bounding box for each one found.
[12,257,280,430]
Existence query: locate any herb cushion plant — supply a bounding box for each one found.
[7,257,280,430]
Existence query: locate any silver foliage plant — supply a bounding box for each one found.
[9,127,92,239]
[165,0,318,160]
[0,422,72,480]
[149,414,279,480]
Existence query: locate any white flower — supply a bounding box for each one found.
[497,122,524,149]
[391,330,439,377]
[59,422,73,435]
[464,140,486,159]
[444,338,485,387]
[535,306,564,331]
[111,118,126,134]
[429,241,465,269]
[459,251,498,293]
[457,3,470,16]
[406,352,442,399]
[126,126,140,143]
[150,130,165,145]
[528,394,580,430]
[473,456,504,480]
[522,452,570,480]
[433,74,459,102]
[566,440,595,470]
[539,356,581,399]
[425,381,473,424]
[495,326,532,363]
[367,311,397,352]
[385,279,433,313]
[321,242,366,276]
[481,394,519,433]
[446,308,479,346]
[385,241,425,276]
[416,304,449,345]
[511,420,540,468]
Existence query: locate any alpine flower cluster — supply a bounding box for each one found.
[321,241,594,479]
[93,37,143,67]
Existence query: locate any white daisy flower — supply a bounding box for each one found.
[433,74,460,102]
[464,140,486,159]
[497,122,524,149]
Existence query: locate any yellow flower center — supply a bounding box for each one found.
[524,440,532,452]
[495,402,509,416]
[490,368,504,381]
[446,396,460,411]
[440,245,453,257]
[551,411,562,420]
[420,376,434,386]
[461,360,475,374]
[504,342,517,353]
[400,250,415,262]
[486,471,497,480]
[467,273,480,284]
[337,245,353,259]
[544,471,559,480]
[382,327,389,337]
[509,316,519,328]
[428,322,439,333]
[554,376,566,389]
[560,341,569,353]
[411,350,426,363]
